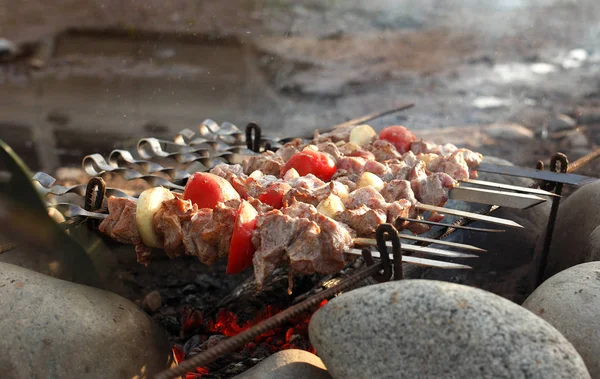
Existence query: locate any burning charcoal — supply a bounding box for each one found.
[182,283,198,293]
[142,290,162,313]
[195,273,223,288]
[523,262,600,378]
[309,280,590,379]
[180,305,205,335]
[158,315,181,336]
[183,334,203,356]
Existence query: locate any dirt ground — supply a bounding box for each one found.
[2,0,600,172]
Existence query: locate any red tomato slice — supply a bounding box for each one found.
[227,200,258,275]
[183,172,240,209]
[379,125,417,154]
[281,149,337,181]
[258,182,291,209]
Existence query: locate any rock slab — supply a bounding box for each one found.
[309,280,590,379]
[415,156,551,303]
[523,262,600,378]
[233,349,331,379]
[543,180,600,279]
[0,262,173,378]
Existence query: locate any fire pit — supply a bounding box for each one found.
[0,110,599,379]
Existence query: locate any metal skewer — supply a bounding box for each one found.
[353,236,485,252]
[415,203,523,228]
[352,238,478,258]
[346,248,472,269]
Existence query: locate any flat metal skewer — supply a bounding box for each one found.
[461,178,559,197]
[415,203,523,228]
[399,216,505,232]
[346,248,472,269]
[353,236,485,253]
[353,238,478,259]
[449,186,547,209]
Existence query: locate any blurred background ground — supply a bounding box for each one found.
[1,0,600,176]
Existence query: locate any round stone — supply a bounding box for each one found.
[0,262,174,378]
[543,180,600,279]
[523,262,600,378]
[309,280,590,379]
[233,349,331,379]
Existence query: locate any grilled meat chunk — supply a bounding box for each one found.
[242,151,284,176]
[316,142,343,160]
[252,203,352,290]
[200,200,240,257]
[98,197,151,264]
[366,139,402,161]
[153,198,197,259]
[313,124,353,144]
[346,186,387,210]
[338,205,387,236]
[412,172,456,207]
[182,208,218,265]
[381,180,417,205]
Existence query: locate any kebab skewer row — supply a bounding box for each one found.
[95,168,509,289]
[98,191,476,290]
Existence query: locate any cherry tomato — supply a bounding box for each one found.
[258,182,291,209]
[379,126,417,154]
[227,200,258,274]
[183,172,240,209]
[281,149,337,181]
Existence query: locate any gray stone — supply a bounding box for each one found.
[416,156,551,302]
[309,280,590,379]
[586,225,600,262]
[523,262,600,378]
[233,349,331,379]
[0,38,18,61]
[142,290,163,313]
[0,262,174,379]
[543,180,600,279]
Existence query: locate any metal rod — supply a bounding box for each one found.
[566,147,600,173]
[536,153,568,286]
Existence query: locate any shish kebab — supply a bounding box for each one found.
[93,124,550,289]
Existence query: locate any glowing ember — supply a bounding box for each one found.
[174,299,328,377]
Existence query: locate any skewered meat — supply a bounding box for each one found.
[97,122,485,288]
[313,124,354,144]
[337,205,387,236]
[365,139,403,161]
[413,172,455,206]
[426,151,470,181]
[199,200,239,257]
[98,197,152,263]
[275,138,304,162]
[316,142,343,160]
[242,151,284,176]
[183,208,218,265]
[346,186,387,210]
[253,202,352,289]
[153,198,197,258]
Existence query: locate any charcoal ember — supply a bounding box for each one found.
[215,267,321,322]
[180,306,205,335]
[158,315,181,336]
[182,284,198,293]
[183,334,205,356]
[195,273,225,288]
[186,334,228,357]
